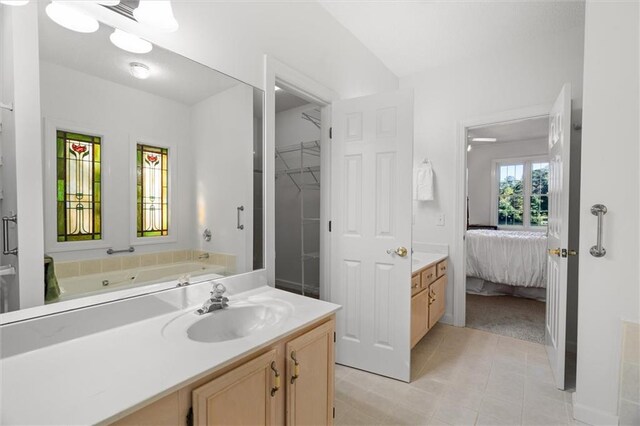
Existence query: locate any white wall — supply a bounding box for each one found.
[39,61,192,262]
[274,103,321,289]
[573,2,639,424]
[467,138,547,225]
[0,3,44,311]
[191,84,254,274]
[401,25,585,323]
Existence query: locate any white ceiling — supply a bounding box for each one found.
[37,2,241,106]
[319,0,585,77]
[468,116,548,145]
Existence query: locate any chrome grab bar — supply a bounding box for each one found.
[237,206,244,230]
[589,204,607,258]
[106,246,135,255]
[2,215,17,256]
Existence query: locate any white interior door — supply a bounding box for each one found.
[546,83,572,390]
[330,90,413,382]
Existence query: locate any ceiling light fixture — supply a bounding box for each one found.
[46,1,99,33]
[110,29,153,54]
[129,62,151,80]
[133,0,179,33]
[0,1,30,5]
[471,137,498,142]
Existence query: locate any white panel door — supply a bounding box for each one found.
[330,90,413,382]
[545,84,572,390]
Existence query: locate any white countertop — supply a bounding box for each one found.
[0,284,340,425]
[412,251,448,274]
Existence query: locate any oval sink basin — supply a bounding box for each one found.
[186,304,284,343]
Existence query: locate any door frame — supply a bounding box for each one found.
[264,56,339,300]
[453,104,551,327]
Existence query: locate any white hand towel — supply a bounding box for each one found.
[414,161,434,201]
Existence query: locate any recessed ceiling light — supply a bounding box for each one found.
[0,1,30,5]
[133,0,179,33]
[471,137,498,142]
[129,62,150,80]
[110,29,153,54]
[46,1,99,33]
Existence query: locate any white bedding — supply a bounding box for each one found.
[466,230,547,288]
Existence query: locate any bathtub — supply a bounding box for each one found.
[57,262,226,301]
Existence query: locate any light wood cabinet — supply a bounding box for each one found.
[410,258,448,348]
[109,316,335,426]
[428,275,447,329]
[193,350,278,426]
[411,287,429,347]
[285,321,335,426]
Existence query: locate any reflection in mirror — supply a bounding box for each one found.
[1,4,264,312]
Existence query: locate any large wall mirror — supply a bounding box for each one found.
[0,3,264,316]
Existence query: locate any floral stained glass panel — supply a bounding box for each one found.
[137,144,169,237]
[56,130,102,242]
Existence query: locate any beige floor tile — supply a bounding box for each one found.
[441,382,485,411]
[334,326,575,426]
[433,399,478,426]
[523,393,569,423]
[478,395,523,424]
[525,377,567,402]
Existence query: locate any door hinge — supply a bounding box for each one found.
[333,406,336,418]
[186,407,193,426]
[333,331,336,342]
[329,127,333,139]
[329,220,332,232]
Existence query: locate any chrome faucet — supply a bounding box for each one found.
[196,282,229,315]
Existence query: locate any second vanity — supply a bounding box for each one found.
[0,277,340,425]
[411,252,448,348]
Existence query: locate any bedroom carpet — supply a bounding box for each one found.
[466,294,545,344]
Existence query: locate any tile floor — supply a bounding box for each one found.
[335,324,581,426]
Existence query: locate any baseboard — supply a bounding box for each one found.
[440,313,455,326]
[572,393,619,426]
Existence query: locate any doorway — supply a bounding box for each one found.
[274,87,323,298]
[465,116,549,344]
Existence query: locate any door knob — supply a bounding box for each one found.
[387,247,408,257]
[548,248,561,257]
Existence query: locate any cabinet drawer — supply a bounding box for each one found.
[411,274,421,296]
[436,259,448,277]
[420,265,437,288]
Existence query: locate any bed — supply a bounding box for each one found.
[466,229,548,299]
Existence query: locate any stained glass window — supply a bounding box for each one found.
[137,144,169,237]
[56,130,102,242]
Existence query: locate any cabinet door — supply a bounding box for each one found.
[411,289,429,348]
[286,319,335,426]
[192,349,278,426]
[428,275,447,329]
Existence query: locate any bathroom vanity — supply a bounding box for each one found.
[411,253,448,347]
[0,280,340,425]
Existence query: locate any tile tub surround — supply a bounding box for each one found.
[335,324,579,426]
[0,281,340,425]
[619,321,640,426]
[53,249,237,279]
